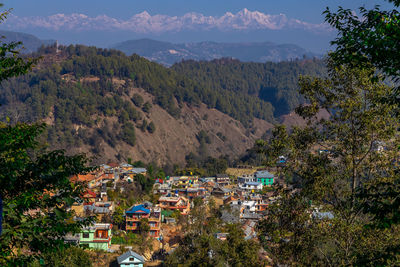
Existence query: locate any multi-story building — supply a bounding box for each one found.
[125,204,161,238]
[249,194,268,213]
[237,174,257,186]
[215,174,230,186]
[79,223,112,250]
[158,195,190,215]
[255,170,274,186]
[185,187,207,199]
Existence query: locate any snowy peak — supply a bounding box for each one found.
[3,9,332,34]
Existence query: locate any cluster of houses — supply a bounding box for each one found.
[67,163,148,251]
[151,170,278,239]
[65,162,279,265]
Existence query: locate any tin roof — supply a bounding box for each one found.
[125,204,150,214]
[117,250,145,264]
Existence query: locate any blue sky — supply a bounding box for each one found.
[0,0,395,53]
[3,0,390,20]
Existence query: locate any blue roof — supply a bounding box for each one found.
[126,204,150,214]
[255,170,274,178]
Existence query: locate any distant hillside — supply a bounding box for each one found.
[112,39,319,66]
[0,30,55,53]
[172,58,327,117]
[0,45,325,165]
[0,45,274,165]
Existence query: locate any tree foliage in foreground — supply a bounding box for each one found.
[0,122,94,265]
[29,246,92,267]
[257,59,400,266]
[165,198,262,267]
[0,6,94,265]
[0,5,36,82]
[324,0,400,99]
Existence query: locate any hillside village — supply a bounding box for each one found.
[65,161,288,265]
[3,0,400,265]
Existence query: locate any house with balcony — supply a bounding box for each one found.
[215,174,230,186]
[125,204,161,238]
[158,195,190,215]
[79,223,112,250]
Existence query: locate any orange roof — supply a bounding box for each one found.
[71,173,96,183]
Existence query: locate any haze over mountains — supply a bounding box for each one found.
[112,39,319,66]
[0,30,319,66]
[0,8,334,52]
[0,30,54,53]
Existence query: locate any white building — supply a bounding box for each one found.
[237,174,257,186]
[239,181,263,191]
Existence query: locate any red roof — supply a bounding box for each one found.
[107,162,119,168]
[83,190,97,198]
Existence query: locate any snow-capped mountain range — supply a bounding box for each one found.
[4,8,331,34]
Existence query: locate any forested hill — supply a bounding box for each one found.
[111,39,319,66]
[172,58,327,116]
[0,44,325,165]
[36,45,276,126]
